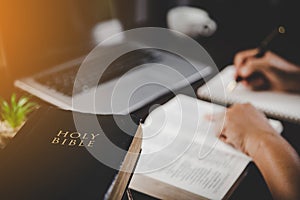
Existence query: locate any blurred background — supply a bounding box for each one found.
[0,0,299,98]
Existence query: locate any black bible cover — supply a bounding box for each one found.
[0,106,142,200]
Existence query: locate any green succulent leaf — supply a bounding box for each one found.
[0,94,38,129]
[17,97,29,108]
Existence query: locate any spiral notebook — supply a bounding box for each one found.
[197,65,300,123]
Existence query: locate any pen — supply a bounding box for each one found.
[227,26,286,92]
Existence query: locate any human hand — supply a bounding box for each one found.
[234,49,300,92]
[211,104,300,200]
[217,103,278,157]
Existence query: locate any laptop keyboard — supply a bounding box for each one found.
[35,49,161,96]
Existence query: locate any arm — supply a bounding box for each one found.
[219,104,300,200]
[233,49,300,93]
[253,130,300,200]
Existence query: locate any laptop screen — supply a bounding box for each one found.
[0,0,111,79]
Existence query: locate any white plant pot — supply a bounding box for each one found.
[0,121,22,149]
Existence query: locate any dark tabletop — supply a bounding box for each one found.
[1,74,299,200]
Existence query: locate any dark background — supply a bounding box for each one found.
[113,0,300,65]
[1,0,299,93]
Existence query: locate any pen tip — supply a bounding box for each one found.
[278,26,286,34]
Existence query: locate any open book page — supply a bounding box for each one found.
[130,95,282,199]
[197,65,300,122]
[132,142,251,200]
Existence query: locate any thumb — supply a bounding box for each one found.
[239,58,269,78]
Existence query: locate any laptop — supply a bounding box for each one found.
[15,42,214,114]
[10,2,214,114]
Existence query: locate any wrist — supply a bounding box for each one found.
[245,130,277,160]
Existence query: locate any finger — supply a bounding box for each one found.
[218,132,235,148]
[238,59,271,90]
[241,71,267,90]
[205,112,225,122]
[217,125,226,138]
[234,48,259,68]
[205,111,227,137]
[220,131,238,148]
[248,78,264,89]
[238,58,268,78]
[241,80,250,87]
[219,135,227,143]
[249,76,270,91]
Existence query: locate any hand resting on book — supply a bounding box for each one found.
[234,49,300,93]
[212,103,300,200]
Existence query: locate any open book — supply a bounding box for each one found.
[197,65,300,123]
[129,94,282,200]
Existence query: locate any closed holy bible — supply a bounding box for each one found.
[0,106,142,200]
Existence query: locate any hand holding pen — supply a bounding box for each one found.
[233,48,271,90]
[234,26,285,89]
[228,26,300,91]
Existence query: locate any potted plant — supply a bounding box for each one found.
[0,94,37,148]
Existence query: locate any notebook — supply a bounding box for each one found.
[197,65,300,123]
